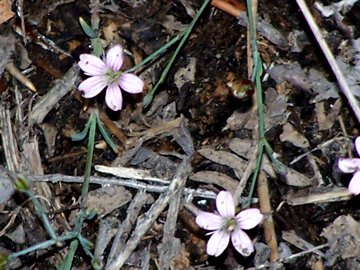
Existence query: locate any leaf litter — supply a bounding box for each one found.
[1,0,360,269]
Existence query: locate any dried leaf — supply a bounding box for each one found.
[161,15,187,34]
[229,138,313,186]
[40,123,58,157]
[269,63,339,101]
[316,99,341,130]
[321,215,360,263]
[0,0,14,25]
[0,32,14,76]
[190,171,238,190]
[198,148,247,179]
[315,0,358,17]
[280,122,310,148]
[87,186,132,217]
[103,21,122,44]
[0,167,14,203]
[174,57,196,90]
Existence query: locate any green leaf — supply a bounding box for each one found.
[79,17,97,38]
[71,118,92,142]
[142,92,154,108]
[0,253,8,270]
[270,155,287,175]
[96,114,118,153]
[14,174,30,191]
[92,258,102,270]
[57,240,79,270]
[92,38,103,58]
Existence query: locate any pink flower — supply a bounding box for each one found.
[338,137,360,195]
[196,191,263,257]
[78,45,144,111]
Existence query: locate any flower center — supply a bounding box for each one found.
[223,217,238,233]
[105,69,122,85]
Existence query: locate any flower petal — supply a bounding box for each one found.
[207,230,230,257]
[231,228,254,256]
[196,211,224,231]
[78,54,106,76]
[78,76,107,98]
[105,84,123,111]
[216,191,235,218]
[104,45,124,71]
[355,137,360,156]
[236,208,263,230]
[119,73,144,94]
[338,158,360,173]
[349,171,360,195]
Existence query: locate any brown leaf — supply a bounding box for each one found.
[0,0,14,25]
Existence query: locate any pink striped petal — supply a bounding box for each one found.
[119,73,144,94]
[78,54,106,76]
[78,76,107,98]
[207,230,230,257]
[196,212,224,231]
[216,191,235,218]
[236,208,263,230]
[231,228,254,256]
[105,84,123,111]
[349,171,360,195]
[338,158,360,173]
[104,45,124,72]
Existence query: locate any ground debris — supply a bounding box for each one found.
[321,215,360,265]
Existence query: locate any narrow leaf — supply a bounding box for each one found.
[96,114,118,153]
[79,17,97,38]
[71,117,92,141]
[57,240,79,270]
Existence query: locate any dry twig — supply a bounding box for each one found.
[257,172,279,262]
[106,158,191,270]
[296,0,360,122]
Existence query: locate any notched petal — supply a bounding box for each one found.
[119,73,144,94]
[105,84,123,111]
[105,45,124,71]
[349,171,360,195]
[236,208,263,230]
[78,76,107,98]
[216,191,235,218]
[355,137,360,156]
[196,212,223,231]
[231,229,254,257]
[78,54,106,76]
[207,230,230,257]
[338,158,360,173]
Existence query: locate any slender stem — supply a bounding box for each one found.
[243,140,264,208]
[143,0,211,107]
[243,0,269,207]
[246,0,265,139]
[24,189,58,240]
[81,110,96,206]
[78,234,95,261]
[74,110,97,234]
[8,233,76,259]
[95,111,118,153]
[126,32,185,73]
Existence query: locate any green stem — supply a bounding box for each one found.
[24,189,58,240]
[8,232,76,260]
[143,0,211,107]
[81,110,96,204]
[74,110,97,234]
[127,32,185,73]
[242,0,267,207]
[243,140,264,208]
